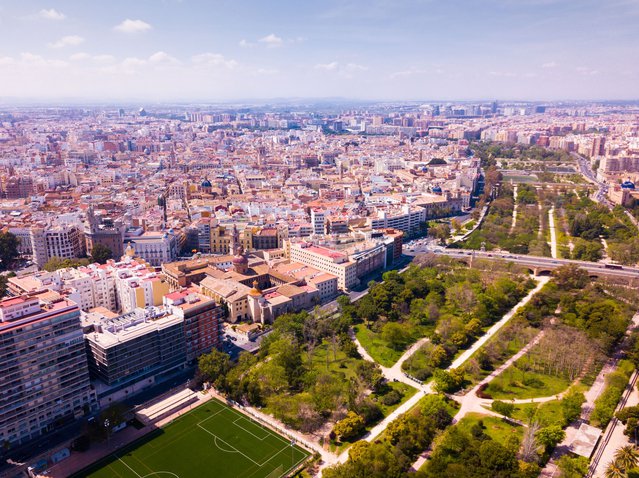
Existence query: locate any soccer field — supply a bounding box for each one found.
[73,398,311,478]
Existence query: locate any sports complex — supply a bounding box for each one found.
[72,398,311,478]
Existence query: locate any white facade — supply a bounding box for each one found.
[289,242,358,290]
[123,231,179,267]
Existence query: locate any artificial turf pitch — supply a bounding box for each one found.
[73,398,310,478]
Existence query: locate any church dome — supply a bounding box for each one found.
[232,254,248,265]
[201,178,212,188]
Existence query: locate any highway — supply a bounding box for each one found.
[405,247,639,279]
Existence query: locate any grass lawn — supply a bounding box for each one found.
[484,362,573,400]
[72,398,310,478]
[510,400,564,427]
[354,325,404,367]
[456,412,524,446]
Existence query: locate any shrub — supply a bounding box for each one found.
[591,362,634,428]
[333,411,366,442]
[491,400,515,418]
[380,389,402,406]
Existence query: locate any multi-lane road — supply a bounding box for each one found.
[573,152,611,206]
[405,246,639,280]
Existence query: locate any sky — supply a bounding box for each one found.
[0,0,638,102]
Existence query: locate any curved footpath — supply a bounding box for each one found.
[329,276,549,475]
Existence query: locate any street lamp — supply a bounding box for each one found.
[104,419,110,448]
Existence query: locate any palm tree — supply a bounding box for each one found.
[615,445,639,472]
[604,460,626,478]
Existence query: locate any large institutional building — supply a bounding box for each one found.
[0,293,97,446]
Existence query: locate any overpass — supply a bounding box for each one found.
[413,248,639,280]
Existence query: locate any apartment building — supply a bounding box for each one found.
[114,266,170,313]
[29,224,85,267]
[163,289,224,361]
[0,293,97,446]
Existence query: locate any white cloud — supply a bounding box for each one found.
[0,56,15,66]
[48,35,84,49]
[69,52,91,61]
[39,8,65,20]
[345,63,368,72]
[239,39,254,48]
[314,61,368,79]
[542,61,558,68]
[314,61,339,71]
[93,54,116,64]
[114,19,152,33]
[149,51,179,64]
[191,53,238,69]
[389,68,427,79]
[70,53,116,63]
[20,52,68,68]
[259,33,283,48]
[576,66,599,76]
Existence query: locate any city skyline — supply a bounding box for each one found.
[0,0,638,102]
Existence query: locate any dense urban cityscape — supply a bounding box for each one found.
[2,1,639,478]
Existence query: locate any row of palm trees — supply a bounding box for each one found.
[605,446,639,478]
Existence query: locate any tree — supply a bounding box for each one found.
[605,461,627,478]
[536,425,565,451]
[433,368,464,394]
[519,421,540,463]
[337,295,351,312]
[333,411,366,442]
[355,361,384,392]
[552,264,589,290]
[614,446,639,473]
[198,349,231,387]
[557,455,589,478]
[43,256,91,272]
[90,244,113,264]
[616,406,639,439]
[479,439,519,475]
[429,224,451,244]
[0,232,19,271]
[381,322,411,351]
[491,400,514,418]
[0,275,8,297]
[561,390,586,425]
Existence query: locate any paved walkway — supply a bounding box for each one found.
[449,276,550,371]
[510,184,519,233]
[350,330,428,389]
[403,278,550,473]
[548,207,558,259]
